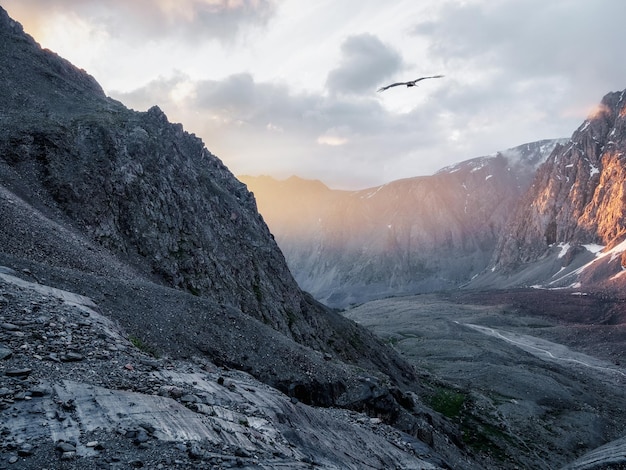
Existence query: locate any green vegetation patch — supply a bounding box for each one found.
[428,387,467,419]
[129,335,160,358]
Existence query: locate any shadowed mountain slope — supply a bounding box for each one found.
[0,7,481,468]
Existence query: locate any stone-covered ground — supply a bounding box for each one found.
[0,268,453,470]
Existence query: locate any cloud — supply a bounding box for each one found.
[3,0,278,43]
[413,0,626,100]
[113,69,449,188]
[6,0,625,189]
[325,33,403,95]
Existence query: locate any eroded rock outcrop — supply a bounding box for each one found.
[490,90,626,288]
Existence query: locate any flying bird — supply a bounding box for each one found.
[377,75,444,92]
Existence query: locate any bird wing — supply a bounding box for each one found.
[410,75,445,84]
[377,82,408,91]
[377,81,408,92]
[377,75,444,92]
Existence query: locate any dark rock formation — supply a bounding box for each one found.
[0,4,413,391]
[0,6,476,468]
[241,139,562,307]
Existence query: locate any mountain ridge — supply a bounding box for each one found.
[472,89,626,291]
[241,138,566,307]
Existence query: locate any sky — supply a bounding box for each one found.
[3,0,626,189]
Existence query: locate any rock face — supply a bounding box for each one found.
[482,89,626,290]
[0,5,303,340]
[241,139,562,307]
[0,6,477,468]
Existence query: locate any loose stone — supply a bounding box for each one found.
[0,346,12,360]
[5,368,32,378]
[56,441,76,453]
[61,352,84,362]
[17,443,34,456]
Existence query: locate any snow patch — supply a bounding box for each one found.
[557,243,570,259]
[583,244,604,254]
[362,184,386,199]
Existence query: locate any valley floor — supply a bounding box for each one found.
[344,289,626,469]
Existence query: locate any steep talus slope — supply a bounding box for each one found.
[0,9,474,467]
[242,139,562,307]
[484,89,626,289]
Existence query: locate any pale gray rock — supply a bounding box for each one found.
[0,272,453,470]
[562,436,626,469]
[0,345,11,360]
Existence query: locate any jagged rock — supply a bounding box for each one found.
[60,352,84,362]
[1,322,19,331]
[490,89,626,287]
[0,6,470,469]
[55,441,76,453]
[0,346,12,360]
[5,368,32,378]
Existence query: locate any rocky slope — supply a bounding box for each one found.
[0,7,478,469]
[241,139,563,307]
[0,4,416,398]
[0,269,460,469]
[474,89,626,291]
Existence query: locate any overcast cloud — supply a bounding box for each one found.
[3,0,626,188]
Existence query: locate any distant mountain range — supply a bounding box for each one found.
[241,139,567,307]
[244,89,626,308]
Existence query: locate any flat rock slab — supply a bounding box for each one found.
[0,346,12,360]
[3,375,441,469]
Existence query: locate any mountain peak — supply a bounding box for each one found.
[487,88,626,289]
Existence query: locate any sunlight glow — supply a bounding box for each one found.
[587,103,611,120]
[317,135,348,146]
